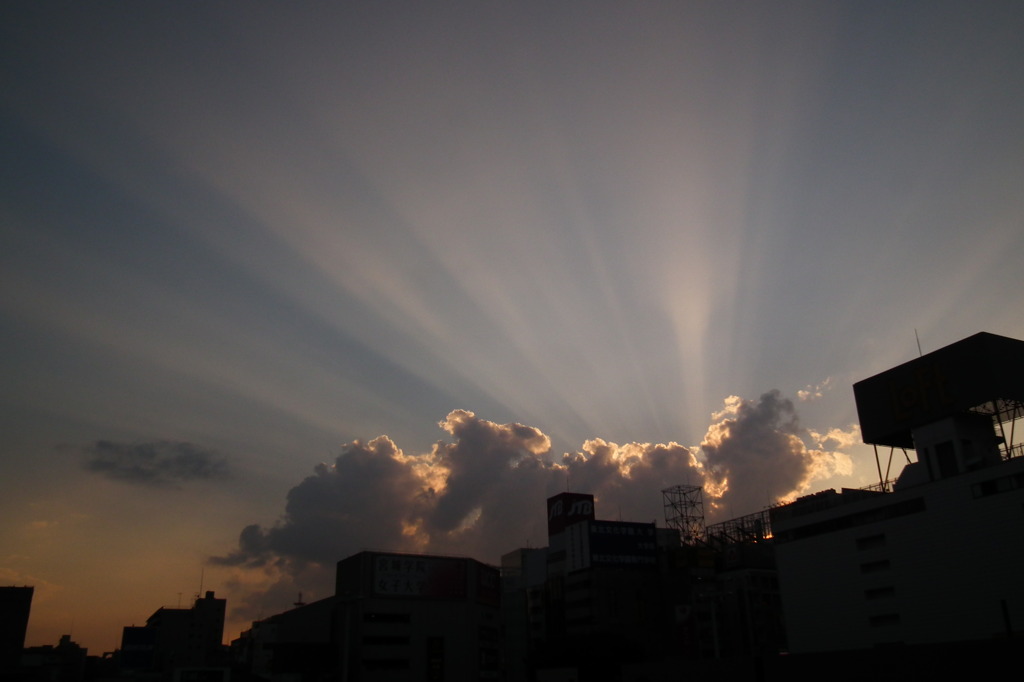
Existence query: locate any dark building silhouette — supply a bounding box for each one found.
[120,591,226,678]
[336,551,501,680]
[771,331,1024,655]
[233,551,500,682]
[500,492,786,681]
[20,634,88,682]
[231,596,337,681]
[0,586,33,674]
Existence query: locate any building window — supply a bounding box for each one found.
[363,612,411,624]
[868,613,901,627]
[972,475,1019,498]
[362,635,410,646]
[860,560,891,574]
[362,658,410,671]
[856,534,886,551]
[864,587,895,601]
[934,441,958,478]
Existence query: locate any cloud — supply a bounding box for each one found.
[700,390,847,512]
[211,436,431,568]
[212,412,562,572]
[0,568,62,602]
[213,398,859,614]
[81,439,230,487]
[797,377,834,401]
[809,424,861,451]
[425,410,557,556]
[559,439,704,525]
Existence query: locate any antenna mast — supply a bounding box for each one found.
[663,484,705,545]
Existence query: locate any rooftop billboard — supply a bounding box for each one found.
[853,332,1024,447]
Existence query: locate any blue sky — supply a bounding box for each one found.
[3,1,1024,651]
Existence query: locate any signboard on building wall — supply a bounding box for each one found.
[588,521,657,568]
[371,554,467,599]
[547,492,595,536]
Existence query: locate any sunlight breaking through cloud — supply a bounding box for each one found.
[213,395,859,619]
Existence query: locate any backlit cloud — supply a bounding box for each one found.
[213,396,859,617]
[699,390,848,511]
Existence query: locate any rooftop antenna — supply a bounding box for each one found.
[663,484,705,546]
[915,329,923,357]
[293,592,306,607]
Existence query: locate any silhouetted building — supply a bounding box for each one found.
[120,591,226,677]
[0,586,33,673]
[499,548,546,682]
[771,331,1024,653]
[20,635,88,682]
[233,551,501,682]
[507,492,784,680]
[335,551,501,681]
[231,596,337,682]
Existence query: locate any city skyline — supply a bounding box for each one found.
[4,2,1024,652]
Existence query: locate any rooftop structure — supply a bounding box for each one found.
[854,332,1024,488]
[772,331,1024,653]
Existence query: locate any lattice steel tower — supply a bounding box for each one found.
[663,484,705,545]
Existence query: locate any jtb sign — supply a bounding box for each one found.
[547,492,595,535]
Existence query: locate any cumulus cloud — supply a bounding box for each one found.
[560,439,704,524]
[213,398,859,613]
[425,410,559,557]
[211,436,431,568]
[700,390,850,512]
[82,439,229,487]
[212,413,562,573]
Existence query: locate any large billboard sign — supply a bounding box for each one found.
[853,332,1024,447]
[588,521,657,568]
[371,554,467,599]
[547,492,595,536]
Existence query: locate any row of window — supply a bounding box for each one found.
[775,498,925,543]
[972,471,1024,498]
[856,530,900,629]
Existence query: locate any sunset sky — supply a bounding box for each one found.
[3,1,1024,654]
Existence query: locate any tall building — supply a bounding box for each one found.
[0,586,33,673]
[770,332,1024,653]
[120,590,226,675]
[509,492,751,680]
[499,547,547,682]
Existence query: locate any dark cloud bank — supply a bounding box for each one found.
[82,439,230,488]
[213,391,850,595]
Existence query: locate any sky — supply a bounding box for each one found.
[3,0,1024,654]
